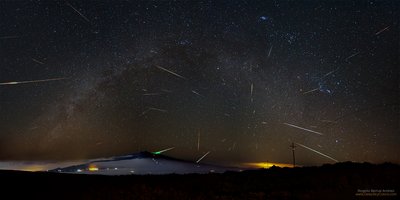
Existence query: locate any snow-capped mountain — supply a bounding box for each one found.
[50,151,240,175]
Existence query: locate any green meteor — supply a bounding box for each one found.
[152,147,175,155]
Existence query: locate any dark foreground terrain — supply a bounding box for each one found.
[1,162,399,200]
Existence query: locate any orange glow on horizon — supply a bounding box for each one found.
[243,162,295,168]
[88,164,98,171]
[19,165,47,172]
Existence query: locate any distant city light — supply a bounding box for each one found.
[88,167,98,171]
[88,164,99,171]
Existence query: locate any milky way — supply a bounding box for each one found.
[0,1,398,165]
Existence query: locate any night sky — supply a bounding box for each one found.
[0,0,398,166]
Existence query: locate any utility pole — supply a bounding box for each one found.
[290,142,296,167]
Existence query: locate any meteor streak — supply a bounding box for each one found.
[155,65,187,80]
[153,147,175,155]
[141,107,168,115]
[250,83,254,96]
[303,88,319,95]
[148,107,167,112]
[267,45,273,58]
[65,1,91,23]
[192,90,203,97]
[196,151,210,163]
[250,83,254,102]
[296,143,338,162]
[142,92,163,96]
[283,123,324,135]
[320,119,337,123]
[321,68,339,79]
[375,26,390,36]
[0,77,67,86]
[345,52,360,61]
[32,58,44,65]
